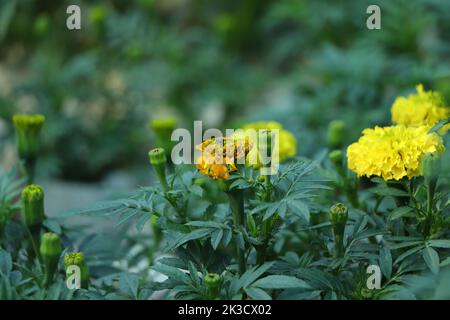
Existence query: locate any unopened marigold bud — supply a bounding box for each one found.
[149,148,167,166]
[13,114,45,159]
[204,273,221,299]
[21,184,45,230]
[149,118,177,132]
[149,118,176,156]
[149,148,169,191]
[330,203,348,258]
[40,232,62,286]
[329,203,348,226]
[64,252,90,289]
[420,153,441,180]
[329,150,343,167]
[327,120,346,149]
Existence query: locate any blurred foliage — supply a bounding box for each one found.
[0,0,449,181]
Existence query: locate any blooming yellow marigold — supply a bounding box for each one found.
[347,125,444,180]
[240,121,297,165]
[391,84,450,131]
[196,136,252,179]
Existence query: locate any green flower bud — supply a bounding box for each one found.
[64,252,90,289]
[149,118,177,155]
[40,232,62,286]
[149,118,177,132]
[329,203,348,226]
[327,120,346,149]
[40,232,62,257]
[204,273,221,299]
[149,148,167,166]
[21,184,45,230]
[13,114,45,159]
[420,153,441,180]
[149,148,169,191]
[329,150,343,167]
[330,203,348,258]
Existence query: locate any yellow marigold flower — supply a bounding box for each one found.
[196,136,251,179]
[391,84,450,131]
[240,121,297,165]
[347,125,444,180]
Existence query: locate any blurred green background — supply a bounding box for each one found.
[0,0,449,198]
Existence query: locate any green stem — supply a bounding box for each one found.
[333,225,345,258]
[26,225,41,263]
[264,174,271,202]
[24,156,36,184]
[228,190,246,275]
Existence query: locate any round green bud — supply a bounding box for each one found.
[64,252,90,288]
[64,252,86,268]
[149,118,177,131]
[329,150,343,166]
[204,273,221,289]
[329,203,348,226]
[21,184,45,229]
[420,152,441,180]
[12,114,45,159]
[149,148,167,166]
[40,232,62,257]
[327,120,346,149]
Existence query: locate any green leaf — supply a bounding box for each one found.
[187,262,200,287]
[231,262,274,294]
[369,186,409,197]
[152,264,191,284]
[263,204,279,221]
[119,273,140,300]
[394,245,424,265]
[428,240,450,249]
[288,201,310,222]
[429,118,450,133]
[422,247,440,275]
[0,250,12,276]
[210,228,223,250]
[379,246,392,279]
[389,206,414,220]
[244,287,272,300]
[252,275,310,290]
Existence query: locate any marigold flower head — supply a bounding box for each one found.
[391,84,450,131]
[347,125,444,180]
[196,136,252,179]
[240,121,297,165]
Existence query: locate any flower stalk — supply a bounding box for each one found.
[227,189,246,275]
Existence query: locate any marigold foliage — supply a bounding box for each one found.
[347,125,444,180]
[391,84,450,131]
